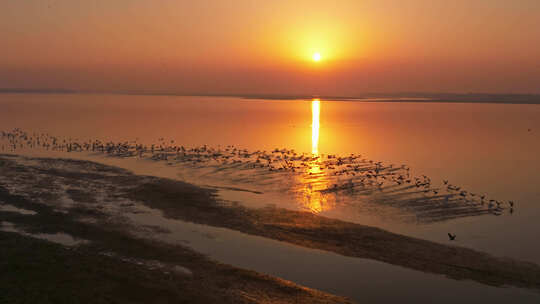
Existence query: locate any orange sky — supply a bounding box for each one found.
[1,0,540,95]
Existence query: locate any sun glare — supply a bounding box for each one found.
[312,53,321,62]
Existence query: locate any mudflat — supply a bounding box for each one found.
[1,155,540,304]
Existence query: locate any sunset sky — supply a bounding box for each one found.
[2,0,540,95]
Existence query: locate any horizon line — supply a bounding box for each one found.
[1,88,540,104]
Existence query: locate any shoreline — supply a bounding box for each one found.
[0,154,351,304]
[2,154,540,302]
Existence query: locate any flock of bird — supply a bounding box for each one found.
[1,128,516,222]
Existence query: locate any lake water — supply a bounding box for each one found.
[1,93,540,302]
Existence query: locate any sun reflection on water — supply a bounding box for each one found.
[298,99,335,213]
[311,98,320,155]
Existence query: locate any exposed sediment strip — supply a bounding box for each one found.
[130,180,540,289]
[1,154,540,291]
[0,229,350,304]
[0,159,351,303]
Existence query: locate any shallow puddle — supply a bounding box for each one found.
[125,205,540,303]
[0,221,89,247]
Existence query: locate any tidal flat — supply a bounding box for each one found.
[1,154,540,303]
[0,155,350,304]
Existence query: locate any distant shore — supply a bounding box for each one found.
[1,88,540,105]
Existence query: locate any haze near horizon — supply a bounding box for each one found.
[2,0,540,95]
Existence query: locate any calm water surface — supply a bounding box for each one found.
[1,93,540,301]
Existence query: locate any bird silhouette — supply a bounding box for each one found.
[448,233,456,241]
[0,127,517,224]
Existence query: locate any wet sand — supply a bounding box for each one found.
[1,232,353,304]
[0,155,350,304]
[129,179,540,289]
[1,154,540,302]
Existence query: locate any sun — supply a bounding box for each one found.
[312,52,321,62]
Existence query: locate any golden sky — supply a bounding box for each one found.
[1,0,540,95]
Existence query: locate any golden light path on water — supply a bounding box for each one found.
[311,98,320,155]
[300,98,334,213]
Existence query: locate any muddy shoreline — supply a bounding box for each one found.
[0,155,350,303]
[1,154,540,302]
[130,179,540,290]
